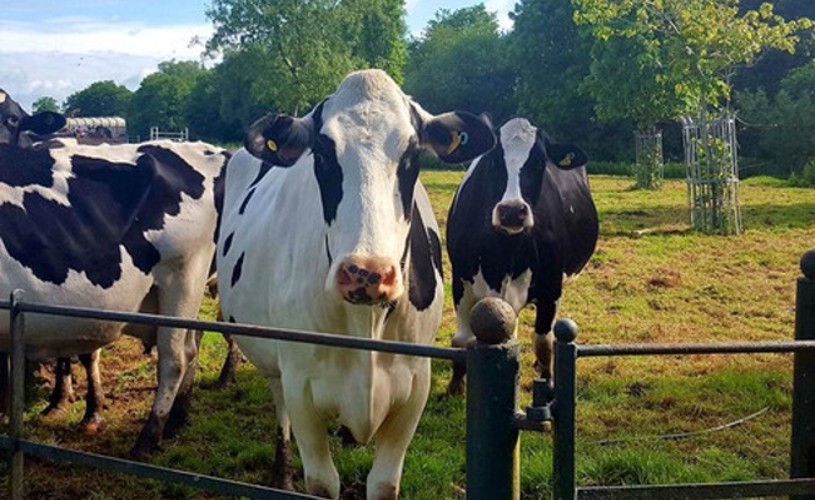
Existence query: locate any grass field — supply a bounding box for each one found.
[2,172,815,499]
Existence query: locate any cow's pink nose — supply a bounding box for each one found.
[336,256,399,304]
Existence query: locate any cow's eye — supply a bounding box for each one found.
[6,115,19,126]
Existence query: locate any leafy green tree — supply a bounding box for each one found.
[404,5,516,122]
[185,69,244,143]
[32,96,60,113]
[509,0,634,161]
[573,0,812,189]
[63,81,132,117]
[736,60,815,177]
[205,0,407,114]
[127,61,206,139]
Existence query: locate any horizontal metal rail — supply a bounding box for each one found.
[577,477,815,499]
[0,436,317,499]
[0,300,464,362]
[578,340,815,357]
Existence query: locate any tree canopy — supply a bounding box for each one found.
[63,80,132,117]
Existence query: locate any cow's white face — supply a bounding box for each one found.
[490,117,588,235]
[243,69,495,305]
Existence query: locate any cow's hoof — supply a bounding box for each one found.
[82,415,106,435]
[41,404,70,420]
[128,441,160,461]
[368,482,398,500]
[272,472,295,492]
[445,378,466,397]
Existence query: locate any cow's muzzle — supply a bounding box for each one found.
[335,255,401,305]
[493,201,533,235]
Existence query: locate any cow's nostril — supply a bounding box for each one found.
[368,273,381,285]
[337,268,352,286]
[381,267,397,287]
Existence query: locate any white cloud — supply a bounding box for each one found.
[0,18,212,110]
[485,0,515,31]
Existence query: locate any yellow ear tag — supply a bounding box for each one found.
[560,152,575,167]
[446,130,468,154]
[266,139,278,152]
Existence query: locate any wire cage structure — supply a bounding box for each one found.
[681,114,742,235]
[634,130,664,190]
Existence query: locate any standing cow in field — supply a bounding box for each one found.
[0,137,229,457]
[446,117,598,395]
[218,69,495,499]
[0,88,66,147]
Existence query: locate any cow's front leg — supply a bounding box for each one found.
[286,380,339,499]
[533,298,559,383]
[79,350,106,433]
[215,333,242,389]
[163,330,201,439]
[270,376,294,490]
[368,365,431,500]
[447,281,476,396]
[42,357,75,418]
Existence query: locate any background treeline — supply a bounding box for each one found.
[31,0,815,181]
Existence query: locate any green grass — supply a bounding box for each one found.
[3,173,815,499]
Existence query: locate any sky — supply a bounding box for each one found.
[0,0,516,111]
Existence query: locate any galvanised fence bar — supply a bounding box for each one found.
[1,291,527,499]
[549,248,815,500]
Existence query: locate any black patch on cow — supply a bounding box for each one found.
[324,234,332,266]
[238,188,255,215]
[312,134,343,225]
[231,252,245,287]
[249,161,273,188]
[428,227,443,278]
[397,142,420,220]
[0,144,54,188]
[212,153,229,243]
[0,144,213,287]
[0,152,156,287]
[228,315,236,323]
[407,203,438,311]
[222,232,234,257]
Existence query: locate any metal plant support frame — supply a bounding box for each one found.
[681,115,743,235]
[634,130,664,190]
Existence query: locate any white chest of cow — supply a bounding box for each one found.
[217,69,495,499]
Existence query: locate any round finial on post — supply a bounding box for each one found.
[802,249,815,280]
[554,318,578,344]
[469,297,517,345]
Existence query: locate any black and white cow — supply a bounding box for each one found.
[446,117,598,395]
[217,69,495,499]
[0,89,66,148]
[0,138,229,457]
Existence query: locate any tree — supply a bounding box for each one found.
[404,5,516,122]
[185,69,244,143]
[509,0,634,161]
[205,0,407,114]
[32,96,60,113]
[736,60,815,178]
[127,61,206,139]
[63,81,132,117]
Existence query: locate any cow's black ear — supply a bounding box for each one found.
[20,112,66,135]
[545,142,588,170]
[422,111,496,164]
[244,113,312,167]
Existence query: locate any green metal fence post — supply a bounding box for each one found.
[792,249,815,500]
[553,319,578,500]
[9,289,26,500]
[466,298,521,500]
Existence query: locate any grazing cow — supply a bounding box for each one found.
[0,138,229,457]
[446,117,598,395]
[0,88,66,147]
[218,69,495,499]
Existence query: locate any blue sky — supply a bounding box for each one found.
[0,0,515,110]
